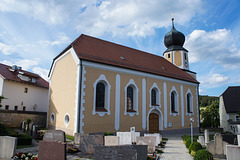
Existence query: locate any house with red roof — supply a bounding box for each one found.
[0,63,49,112]
[48,19,199,135]
[219,86,240,134]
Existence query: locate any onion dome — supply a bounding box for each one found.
[164,18,188,53]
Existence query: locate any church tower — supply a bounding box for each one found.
[163,18,196,79]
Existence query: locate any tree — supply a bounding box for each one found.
[201,100,220,128]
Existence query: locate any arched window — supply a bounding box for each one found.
[93,74,111,116]
[185,90,193,115]
[127,86,134,110]
[124,79,139,116]
[151,89,157,105]
[171,91,178,113]
[96,82,105,110]
[187,93,191,113]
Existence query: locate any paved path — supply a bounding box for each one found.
[160,136,193,160]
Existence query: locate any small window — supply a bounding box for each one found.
[28,77,32,82]
[24,88,28,93]
[187,93,192,113]
[184,53,187,60]
[14,106,18,111]
[64,113,70,127]
[236,115,240,122]
[124,79,139,116]
[23,106,26,111]
[127,86,134,111]
[50,113,55,124]
[95,82,106,111]
[151,89,157,106]
[168,53,171,59]
[170,91,178,114]
[93,74,111,117]
[5,105,9,110]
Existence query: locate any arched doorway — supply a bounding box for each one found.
[149,113,159,133]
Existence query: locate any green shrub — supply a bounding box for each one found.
[104,132,114,136]
[189,142,202,155]
[182,135,190,141]
[10,134,32,146]
[185,137,197,148]
[194,149,213,160]
[0,124,8,136]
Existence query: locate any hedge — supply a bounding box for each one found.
[10,134,32,146]
[189,142,202,156]
[194,149,213,160]
[185,137,197,148]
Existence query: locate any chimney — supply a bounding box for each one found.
[12,65,17,71]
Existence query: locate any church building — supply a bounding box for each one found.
[48,19,199,135]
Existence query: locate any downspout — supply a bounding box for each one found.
[77,59,83,133]
[197,84,200,133]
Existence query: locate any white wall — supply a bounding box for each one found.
[1,80,49,112]
[0,77,3,96]
[219,96,228,131]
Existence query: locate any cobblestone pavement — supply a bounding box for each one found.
[160,136,194,160]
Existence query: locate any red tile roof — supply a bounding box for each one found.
[0,63,49,88]
[54,34,199,84]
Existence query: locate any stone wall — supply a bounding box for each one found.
[0,110,47,128]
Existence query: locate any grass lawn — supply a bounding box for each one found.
[66,134,74,141]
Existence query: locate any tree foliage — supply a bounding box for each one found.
[201,100,220,128]
[199,95,218,107]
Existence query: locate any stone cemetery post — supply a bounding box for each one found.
[130,127,136,143]
[205,129,209,145]
[22,121,25,132]
[0,136,18,159]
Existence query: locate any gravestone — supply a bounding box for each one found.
[94,145,147,160]
[198,136,205,146]
[226,145,240,160]
[79,135,104,154]
[74,133,88,144]
[136,136,156,153]
[130,127,136,143]
[43,130,66,142]
[38,141,66,160]
[21,121,25,131]
[0,136,18,159]
[32,125,37,137]
[204,129,209,145]
[207,133,228,159]
[105,136,119,146]
[144,133,161,146]
[117,132,140,145]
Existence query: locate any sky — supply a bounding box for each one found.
[0,0,240,96]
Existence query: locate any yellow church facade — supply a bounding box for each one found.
[48,22,199,135]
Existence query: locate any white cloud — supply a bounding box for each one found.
[185,29,240,69]
[75,0,203,37]
[0,59,39,70]
[32,67,49,81]
[200,73,229,88]
[0,42,16,55]
[0,0,203,37]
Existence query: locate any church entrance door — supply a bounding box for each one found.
[149,113,159,133]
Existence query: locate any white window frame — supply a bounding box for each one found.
[64,113,70,128]
[124,79,139,117]
[50,112,55,125]
[149,83,161,108]
[93,74,111,117]
[186,89,194,116]
[169,86,179,116]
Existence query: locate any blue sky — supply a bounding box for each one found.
[0,0,240,96]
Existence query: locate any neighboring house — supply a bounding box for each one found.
[0,63,49,112]
[48,19,200,135]
[219,86,240,133]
